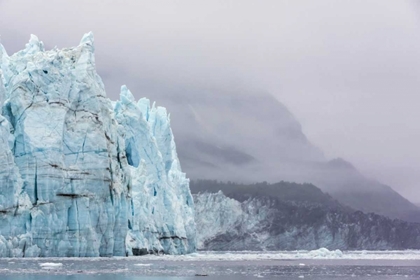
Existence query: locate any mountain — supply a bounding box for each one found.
[147,89,420,222]
[191,180,420,250]
[149,89,324,182]
[0,34,195,257]
[306,158,420,222]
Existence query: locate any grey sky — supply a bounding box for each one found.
[1,0,420,200]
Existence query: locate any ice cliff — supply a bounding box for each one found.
[0,33,195,257]
[194,189,420,251]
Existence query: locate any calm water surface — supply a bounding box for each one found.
[1,257,420,280]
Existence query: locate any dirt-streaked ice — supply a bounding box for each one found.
[0,33,195,257]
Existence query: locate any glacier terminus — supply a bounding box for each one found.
[0,33,196,257]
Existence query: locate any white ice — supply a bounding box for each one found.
[0,33,195,257]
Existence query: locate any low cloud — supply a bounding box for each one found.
[1,0,420,200]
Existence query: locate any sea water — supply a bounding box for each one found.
[1,251,420,279]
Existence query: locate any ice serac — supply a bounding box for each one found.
[0,33,195,257]
[115,86,195,255]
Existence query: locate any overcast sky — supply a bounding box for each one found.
[1,0,420,201]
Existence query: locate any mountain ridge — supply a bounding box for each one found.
[146,88,420,222]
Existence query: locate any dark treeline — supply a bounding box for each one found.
[190,179,344,209]
[192,180,420,250]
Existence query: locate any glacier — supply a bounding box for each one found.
[0,33,195,257]
[194,191,420,251]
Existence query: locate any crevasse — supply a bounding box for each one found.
[0,32,196,257]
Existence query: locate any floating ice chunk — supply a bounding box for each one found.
[307,248,343,258]
[39,263,63,267]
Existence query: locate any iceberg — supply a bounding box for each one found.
[0,33,195,257]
